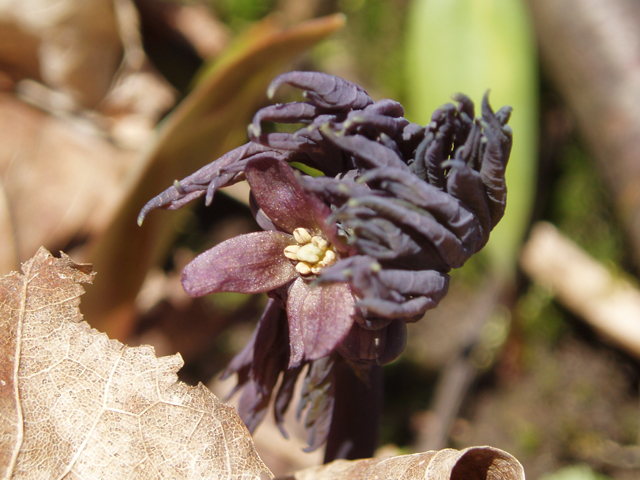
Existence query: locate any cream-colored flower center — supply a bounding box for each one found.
[284,227,338,275]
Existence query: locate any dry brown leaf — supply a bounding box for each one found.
[0,0,174,143]
[0,180,18,273]
[0,0,174,270]
[0,92,136,267]
[280,447,525,480]
[0,247,272,479]
[0,13,40,82]
[0,0,123,108]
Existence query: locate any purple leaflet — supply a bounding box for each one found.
[138,142,291,225]
[319,124,411,172]
[268,71,374,111]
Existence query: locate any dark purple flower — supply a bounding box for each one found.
[139,70,513,451]
[181,156,356,367]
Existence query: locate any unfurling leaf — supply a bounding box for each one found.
[145,70,513,447]
[279,446,525,480]
[0,247,272,479]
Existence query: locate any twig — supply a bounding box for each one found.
[520,222,640,360]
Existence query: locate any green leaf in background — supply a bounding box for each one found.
[404,0,538,278]
[82,14,346,338]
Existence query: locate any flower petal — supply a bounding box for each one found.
[245,157,319,234]
[237,380,267,433]
[297,356,336,452]
[182,231,297,296]
[273,366,303,438]
[287,279,355,367]
[252,299,289,395]
[286,278,307,366]
[239,315,286,432]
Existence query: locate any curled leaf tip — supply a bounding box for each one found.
[247,123,260,138]
[266,83,278,100]
[137,199,156,226]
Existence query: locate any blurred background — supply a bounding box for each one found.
[1,0,640,479]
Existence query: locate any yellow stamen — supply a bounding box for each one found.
[283,245,301,259]
[295,262,312,275]
[319,249,337,267]
[297,244,323,263]
[293,228,312,244]
[311,236,328,249]
[285,227,338,276]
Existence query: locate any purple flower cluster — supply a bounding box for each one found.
[138,71,512,449]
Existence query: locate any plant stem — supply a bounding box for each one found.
[323,362,383,462]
